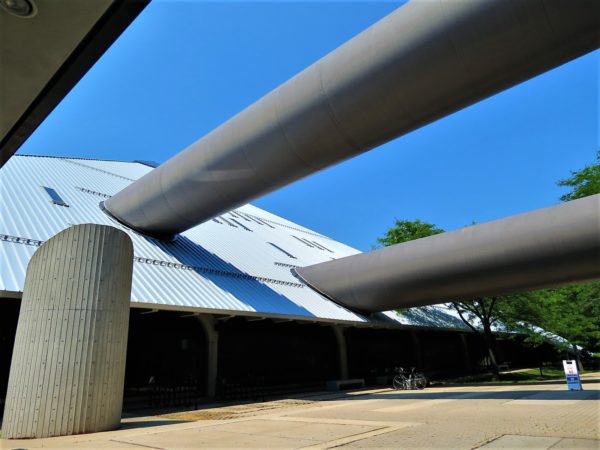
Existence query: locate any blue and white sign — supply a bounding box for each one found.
[562,360,583,391]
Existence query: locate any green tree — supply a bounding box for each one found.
[503,284,600,350]
[450,298,506,379]
[376,219,443,247]
[520,151,600,366]
[472,152,600,368]
[376,219,505,378]
[378,150,600,374]
[500,283,600,369]
[557,150,600,201]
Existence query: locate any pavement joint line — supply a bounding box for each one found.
[269,415,419,428]
[547,437,577,449]
[297,424,415,450]
[473,434,505,449]
[475,434,579,449]
[538,435,564,450]
[109,438,167,450]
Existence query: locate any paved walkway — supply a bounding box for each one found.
[1,374,598,449]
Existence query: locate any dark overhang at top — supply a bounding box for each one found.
[0,0,149,167]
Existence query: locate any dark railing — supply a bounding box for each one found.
[218,375,266,402]
[124,377,203,411]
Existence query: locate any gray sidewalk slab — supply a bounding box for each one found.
[1,374,598,449]
[479,435,600,449]
[479,435,562,449]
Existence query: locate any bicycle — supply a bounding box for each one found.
[392,367,408,390]
[392,367,427,390]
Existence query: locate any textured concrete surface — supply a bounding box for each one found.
[1,225,133,438]
[479,435,599,449]
[1,373,598,449]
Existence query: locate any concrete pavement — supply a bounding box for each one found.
[1,373,598,449]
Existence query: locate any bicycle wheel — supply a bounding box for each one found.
[414,373,427,390]
[392,375,405,390]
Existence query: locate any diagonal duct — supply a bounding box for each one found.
[296,195,600,313]
[103,0,600,239]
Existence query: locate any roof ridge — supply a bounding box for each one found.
[15,153,134,164]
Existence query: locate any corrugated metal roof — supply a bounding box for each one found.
[0,154,465,329]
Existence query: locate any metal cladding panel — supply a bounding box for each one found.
[0,155,461,328]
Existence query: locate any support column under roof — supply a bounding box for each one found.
[1,224,133,439]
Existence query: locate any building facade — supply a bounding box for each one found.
[0,155,556,413]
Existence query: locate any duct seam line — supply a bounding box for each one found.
[0,234,304,288]
[62,159,136,182]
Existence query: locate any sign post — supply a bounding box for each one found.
[562,360,583,391]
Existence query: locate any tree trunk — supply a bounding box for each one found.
[483,325,500,380]
[572,343,584,372]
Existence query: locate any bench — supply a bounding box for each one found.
[498,362,511,371]
[326,378,365,391]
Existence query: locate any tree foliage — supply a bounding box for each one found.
[500,283,600,352]
[450,297,507,377]
[376,219,444,247]
[557,150,600,201]
[550,150,600,352]
[376,151,600,371]
[376,218,505,376]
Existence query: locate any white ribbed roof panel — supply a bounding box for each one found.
[0,155,465,329]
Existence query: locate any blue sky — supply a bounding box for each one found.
[18,1,599,251]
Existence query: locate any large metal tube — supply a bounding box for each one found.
[296,195,600,313]
[103,0,600,239]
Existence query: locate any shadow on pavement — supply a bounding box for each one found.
[333,389,599,401]
[440,379,600,388]
[120,419,190,430]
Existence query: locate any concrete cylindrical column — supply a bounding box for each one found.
[2,224,133,439]
[197,315,219,398]
[332,326,349,380]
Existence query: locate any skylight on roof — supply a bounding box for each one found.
[292,235,314,248]
[230,218,252,231]
[219,216,237,227]
[254,217,274,228]
[42,186,69,207]
[243,213,264,225]
[233,211,251,222]
[268,242,296,259]
[311,240,334,253]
